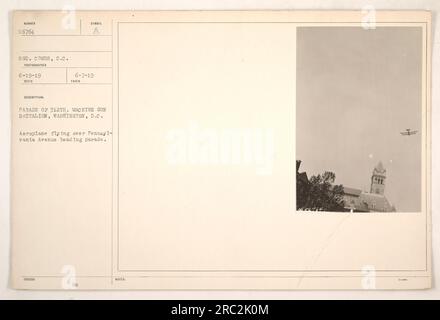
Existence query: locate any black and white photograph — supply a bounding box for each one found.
[296,27,423,213]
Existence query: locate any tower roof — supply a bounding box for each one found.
[376,161,384,171]
[373,161,386,175]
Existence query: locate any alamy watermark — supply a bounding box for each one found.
[361,5,376,30]
[61,264,78,289]
[61,5,76,30]
[361,265,376,289]
[166,122,275,175]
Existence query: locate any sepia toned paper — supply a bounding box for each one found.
[10,10,431,290]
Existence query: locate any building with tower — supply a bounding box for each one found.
[341,161,396,212]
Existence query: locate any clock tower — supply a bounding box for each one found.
[370,161,386,195]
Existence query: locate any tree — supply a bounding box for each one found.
[297,171,345,211]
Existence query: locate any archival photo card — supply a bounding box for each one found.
[10,11,431,290]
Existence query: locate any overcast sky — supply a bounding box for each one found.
[296,27,422,212]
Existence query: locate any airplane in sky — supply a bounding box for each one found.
[400,128,418,136]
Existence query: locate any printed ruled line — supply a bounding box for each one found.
[21,50,112,53]
[21,82,112,85]
[111,18,114,286]
[21,66,112,69]
[22,275,431,279]
[20,34,111,37]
